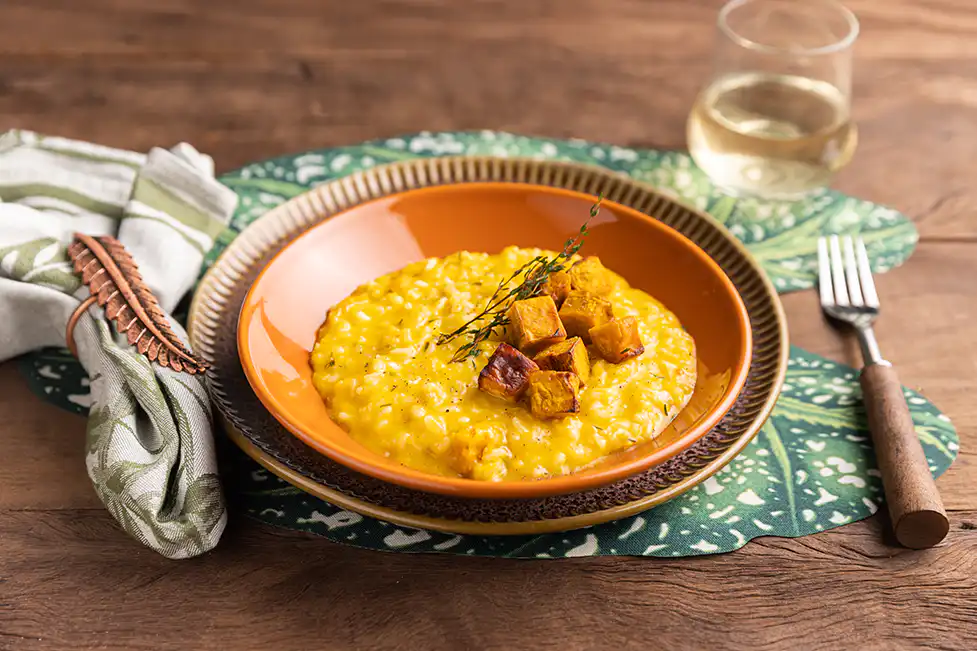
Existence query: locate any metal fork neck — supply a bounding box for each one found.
[856,325,890,367]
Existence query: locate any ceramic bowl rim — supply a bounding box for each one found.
[235,181,754,499]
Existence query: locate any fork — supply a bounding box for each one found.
[818,235,949,549]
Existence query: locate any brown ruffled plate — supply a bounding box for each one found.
[188,157,788,535]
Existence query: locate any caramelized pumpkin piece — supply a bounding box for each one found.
[526,371,581,419]
[540,270,571,308]
[506,295,567,356]
[558,290,614,341]
[589,316,645,363]
[569,256,614,296]
[534,336,590,385]
[478,343,539,401]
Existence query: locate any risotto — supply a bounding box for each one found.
[310,246,697,482]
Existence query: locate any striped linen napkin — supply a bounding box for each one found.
[0,130,236,558]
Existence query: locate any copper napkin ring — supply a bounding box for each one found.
[64,233,209,375]
[65,295,98,359]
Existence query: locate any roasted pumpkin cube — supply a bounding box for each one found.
[478,343,539,401]
[526,371,581,419]
[558,290,614,341]
[589,316,645,363]
[569,256,614,296]
[533,337,590,385]
[506,295,566,355]
[540,270,571,308]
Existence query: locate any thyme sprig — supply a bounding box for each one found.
[437,193,604,362]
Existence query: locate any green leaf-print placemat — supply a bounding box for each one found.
[25,344,958,557]
[18,131,954,558]
[223,346,956,557]
[211,130,917,293]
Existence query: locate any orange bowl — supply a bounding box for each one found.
[238,183,752,498]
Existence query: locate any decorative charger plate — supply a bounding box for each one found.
[187,156,789,535]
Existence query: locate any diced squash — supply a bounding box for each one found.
[540,270,571,308]
[506,295,567,355]
[478,343,539,401]
[558,290,614,341]
[589,316,645,363]
[569,256,614,296]
[526,371,581,419]
[534,336,590,385]
[447,425,501,477]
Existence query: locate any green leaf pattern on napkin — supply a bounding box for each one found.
[18,131,954,558]
[0,237,80,293]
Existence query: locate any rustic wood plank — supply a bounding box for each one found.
[1,0,976,648]
[0,364,95,511]
[1,509,976,651]
[0,0,974,238]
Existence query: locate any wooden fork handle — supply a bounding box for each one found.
[860,363,949,549]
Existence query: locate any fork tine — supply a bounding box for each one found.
[842,236,864,306]
[828,235,850,306]
[817,237,835,306]
[855,237,880,308]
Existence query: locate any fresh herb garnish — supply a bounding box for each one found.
[326,357,336,368]
[662,404,670,415]
[437,193,604,362]
[620,347,632,355]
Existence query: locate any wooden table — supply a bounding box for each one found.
[2,1,975,649]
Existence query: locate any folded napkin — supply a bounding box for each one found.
[0,130,237,558]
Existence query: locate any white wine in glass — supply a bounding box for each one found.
[688,0,859,199]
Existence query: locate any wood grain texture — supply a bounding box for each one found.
[860,363,949,549]
[2,509,977,651]
[0,0,976,649]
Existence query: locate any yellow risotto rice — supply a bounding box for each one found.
[310,246,697,481]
